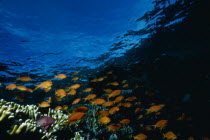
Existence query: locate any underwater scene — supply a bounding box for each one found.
[0,0,209,139]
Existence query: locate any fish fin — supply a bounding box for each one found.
[34,85,39,90]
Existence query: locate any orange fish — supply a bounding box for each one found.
[122,102,132,108]
[6,83,16,90]
[153,120,168,130]
[90,78,98,82]
[91,99,106,105]
[107,71,113,74]
[55,89,67,98]
[67,84,81,90]
[107,82,119,86]
[121,80,127,84]
[15,96,24,102]
[120,119,130,125]
[54,74,67,79]
[74,106,88,112]
[16,77,32,82]
[114,96,124,103]
[163,131,177,140]
[135,101,141,105]
[109,107,119,114]
[135,108,141,113]
[0,83,2,86]
[122,84,129,88]
[125,96,137,101]
[72,98,81,105]
[104,89,113,94]
[145,126,152,131]
[83,94,96,101]
[72,71,79,75]
[137,115,143,120]
[146,104,165,114]
[45,97,52,103]
[177,113,185,120]
[67,89,77,95]
[97,77,105,82]
[98,116,111,124]
[39,101,50,108]
[134,133,147,140]
[97,110,110,116]
[71,77,80,81]
[107,124,122,131]
[65,112,85,124]
[34,80,52,90]
[44,86,51,92]
[54,106,62,111]
[108,90,121,98]
[24,88,33,93]
[62,105,69,110]
[103,101,114,107]
[83,88,93,92]
[16,85,27,91]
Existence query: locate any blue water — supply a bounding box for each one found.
[0,0,153,78]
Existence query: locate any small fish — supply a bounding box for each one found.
[98,116,111,124]
[107,71,113,74]
[163,131,177,140]
[125,96,137,101]
[55,89,67,98]
[39,101,50,108]
[114,96,124,103]
[34,80,52,90]
[146,104,165,114]
[104,89,113,94]
[36,116,55,130]
[44,86,51,92]
[121,80,127,84]
[135,108,141,113]
[64,112,85,124]
[122,84,129,88]
[137,115,143,120]
[108,90,121,98]
[83,94,96,101]
[62,105,69,110]
[120,119,130,125]
[15,96,24,102]
[134,133,147,140]
[16,77,32,82]
[83,88,93,92]
[67,89,77,95]
[107,124,122,131]
[153,120,168,130]
[54,74,67,79]
[109,107,119,114]
[73,106,88,112]
[122,102,132,108]
[103,101,114,107]
[177,113,185,120]
[67,84,81,90]
[16,85,27,91]
[91,99,106,105]
[107,82,119,86]
[97,110,110,116]
[97,77,105,81]
[54,106,62,111]
[24,88,33,93]
[6,83,16,90]
[72,98,81,105]
[71,77,80,81]
[72,71,79,75]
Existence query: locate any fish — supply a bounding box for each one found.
[72,71,79,75]
[16,77,32,82]
[55,89,67,98]
[122,84,129,88]
[54,106,62,111]
[114,96,124,103]
[6,83,16,90]
[107,71,113,74]
[137,115,143,120]
[103,101,114,107]
[16,85,27,91]
[15,96,24,102]
[153,120,168,130]
[134,108,141,113]
[134,133,147,140]
[67,84,81,90]
[98,116,111,124]
[54,74,67,79]
[146,104,165,114]
[73,106,88,112]
[104,89,113,94]
[163,131,177,140]
[107,124,122,131]
[39,101,50,108]
[72,98,81,105]
[83,88,93,92]
[91,99,106,105]
[125,96,137,101]
[67,89,77,95]
[44,86,51,92]
[83,94,96,101]
[24,88,33,93]
[107,82,119,86]
[36,116,55,130]
[97,110,110,116]
[34,80,52,90]
[120,119,130,125]
[121,80,127,84]
[109,107,119,114]
[71,77,80,81]
[64,112,85,124]
[108,90,121,98]
[62,105,69,110]
[122,102,132,108]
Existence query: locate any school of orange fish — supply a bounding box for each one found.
[0,70,207,140]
